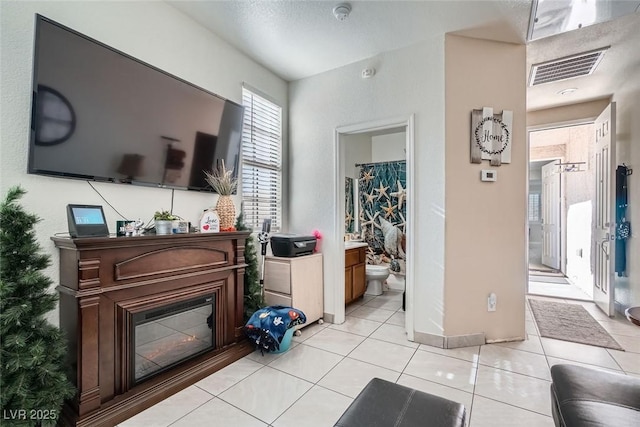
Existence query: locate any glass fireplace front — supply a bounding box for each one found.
[131,294,215,384]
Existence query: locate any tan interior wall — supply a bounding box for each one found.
[444,34,527,341]
[527,98,611,128]
[530,144,566,161]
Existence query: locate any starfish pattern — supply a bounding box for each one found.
[363,211,382,233]
[362,211,379,227]
[360,211,375,235]
[345,210,354,226]
[374,182,390,200]
[364,190,377,205]
[360,168,375,185]
[360,211,374,228]
[390,180,406,211]
[372,211,382,230]
[380,199,398,219]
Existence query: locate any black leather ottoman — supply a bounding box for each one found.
[550,364,640,427]
[334,378,466,427]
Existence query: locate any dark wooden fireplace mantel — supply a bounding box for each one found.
[53,232,253,427]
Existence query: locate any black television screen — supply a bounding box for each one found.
[29,15,244,192]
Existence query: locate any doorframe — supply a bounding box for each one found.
[526,120,594,296]
[333,115,415,340]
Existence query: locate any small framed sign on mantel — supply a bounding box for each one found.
[470,107,513,166]
[199,209,220,233]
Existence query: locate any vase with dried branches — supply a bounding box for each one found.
[204,161,238,231]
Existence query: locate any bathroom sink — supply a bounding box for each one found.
[345,240,367,249]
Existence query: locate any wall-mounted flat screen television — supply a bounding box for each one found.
[29,15,244,192]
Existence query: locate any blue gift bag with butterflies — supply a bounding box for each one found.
[244,306,306,354]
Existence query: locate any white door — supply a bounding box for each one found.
[541,161,561,270]
[593,103,616,316]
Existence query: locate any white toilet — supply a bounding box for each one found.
[365,265,390,296]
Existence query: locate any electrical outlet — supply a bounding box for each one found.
[488,293,497,312]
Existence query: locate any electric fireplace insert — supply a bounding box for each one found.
[131,294,215,384]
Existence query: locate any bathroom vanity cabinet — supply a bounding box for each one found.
[263,253,324,328]
[345,245,367,304]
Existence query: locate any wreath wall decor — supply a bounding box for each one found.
[470,107,513,166]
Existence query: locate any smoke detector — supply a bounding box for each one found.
[361,67,376,79]
[558,88,577,95]
[333,3,351,21]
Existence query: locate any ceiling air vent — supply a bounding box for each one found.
[529,47,609,86]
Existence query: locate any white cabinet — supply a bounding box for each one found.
[263,253,324,329]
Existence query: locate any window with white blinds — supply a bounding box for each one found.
[528,193,541,222]
[241,88,282,231]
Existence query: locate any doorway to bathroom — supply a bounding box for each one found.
[334,116,415,341]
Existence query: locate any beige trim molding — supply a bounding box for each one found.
[323,312,335,324]
[414,331,486,349]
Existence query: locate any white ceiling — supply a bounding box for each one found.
[168,0,640,111]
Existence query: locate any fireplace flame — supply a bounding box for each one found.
[142,334,204,362]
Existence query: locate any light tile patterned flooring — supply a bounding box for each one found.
[119,292,640,427]
[528,272,593,301]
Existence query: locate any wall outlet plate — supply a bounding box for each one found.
[488,293,497,311]
[481,170,497,182]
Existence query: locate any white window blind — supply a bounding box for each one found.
[241,88,282,231]
[528,193,541,222]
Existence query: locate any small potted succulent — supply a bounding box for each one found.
[154,209,179,235]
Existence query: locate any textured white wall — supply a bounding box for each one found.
[344,133,372,180]
[372,132,406,162]
[613,69,640,310]
[0,1,287,324]
[289,38,446,335]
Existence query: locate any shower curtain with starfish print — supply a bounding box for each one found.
[358,161,406,257]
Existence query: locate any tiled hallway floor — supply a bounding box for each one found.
[528,280,592,300]
[528,272,592,301]
[119,292,640,427]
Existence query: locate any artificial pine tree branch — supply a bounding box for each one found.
[235,212,264,320]
[0,186,75,426]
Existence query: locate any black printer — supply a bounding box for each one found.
[270,234,317,257]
